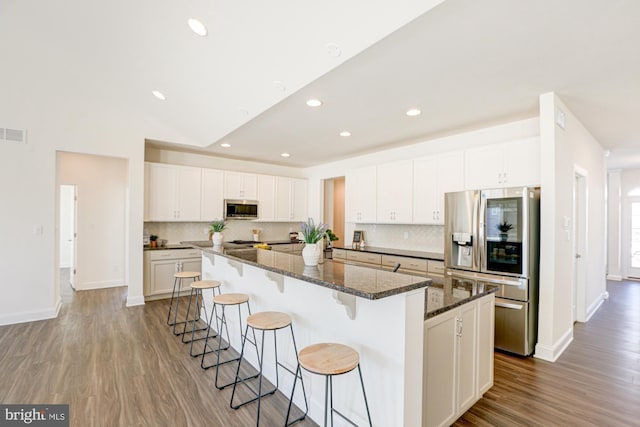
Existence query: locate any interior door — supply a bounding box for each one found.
[59,185,77,289]
[628,198,640,278]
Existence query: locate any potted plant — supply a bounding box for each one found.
[325,228,339,249]
[300,218,328,266]
[209,219,227,246]
[149,234,158,249]
[497,221,513,241]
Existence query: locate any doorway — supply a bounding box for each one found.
[323,177,345,245]
[59,185,77,292]
[572,168,588,322]
[624,196,640,278]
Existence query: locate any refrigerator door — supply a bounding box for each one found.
[480,187,531,278]
[445,190,480,271]
[494,297,534,355]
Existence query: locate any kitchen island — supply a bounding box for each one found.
[182,241,496,426]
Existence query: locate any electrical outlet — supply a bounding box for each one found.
[203,227,209,235]
[403,231,409,239]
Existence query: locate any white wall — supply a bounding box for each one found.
[58,153,128,290]
[536,93,607,361]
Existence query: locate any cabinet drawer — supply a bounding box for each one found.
[346,251,381,265]
[428,260,445,275]
[381,255,427,272]
[332,248,346,259]
[149,249,201,261]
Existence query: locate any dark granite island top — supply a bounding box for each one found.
[425,282,499,319]
[332,244,444,261]
[181,240,431,300]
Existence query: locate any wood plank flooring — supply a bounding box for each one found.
[0,284,315,427]
[1,279,639,426]
[455,280,640,427]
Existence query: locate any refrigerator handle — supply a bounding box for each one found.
[495,301,524,310]
[446,270,523,287]
[477,191,485,271]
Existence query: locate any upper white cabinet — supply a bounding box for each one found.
[345,166,377,223]
[224,171,258,200]
[413,151,465,224]
[146,163,201,221]
[201,168,224,221]
[376,160,413,223]
[464,137,540,189]
[275,177,308,222]
[257,175,276,220]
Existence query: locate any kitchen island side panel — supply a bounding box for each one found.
[201,252,425,426]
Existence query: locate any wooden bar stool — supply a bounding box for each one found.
[230,311,309,426]
[285,343,372,427]
[201,293,259,390]
[167,271,200,335]
[183,280,222,357]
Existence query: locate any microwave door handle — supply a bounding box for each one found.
[447,271,522,287]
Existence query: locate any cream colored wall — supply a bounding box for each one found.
[537,93,607,361]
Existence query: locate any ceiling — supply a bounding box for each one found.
[5,0,639,168]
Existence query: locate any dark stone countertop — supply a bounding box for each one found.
[332,245,444,261]
[425,282,499,320]
[181,240,431,300]
[143,244,194,251]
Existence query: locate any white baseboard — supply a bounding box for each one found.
[77,280,124,291]
[584,291,608,322]
[534,327,573,362]
[606,274,622,281]
[126,294,145,307]
[0,304,60,326]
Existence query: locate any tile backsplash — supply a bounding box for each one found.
[144,221,301,245]
[355,224,444,253]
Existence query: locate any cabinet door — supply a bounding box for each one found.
[181,258,202,277]
[257,175,276,221]
[436,151,465,222]
[346,166,377,223]
[291,178,308,222]
[224,171,244,199]
[503,137,540,187]
[242,173,258,200]
[476,294,495,395]
[176,166,202,221]
[149,259,179,296]
[464,144,503,190]
[412,157,439,224]
[377,160,412,223]
[457,301,478,414]
[147,163,178,221]
[424,309,458,427]
[201,168,224,221]
[275,177,293,221]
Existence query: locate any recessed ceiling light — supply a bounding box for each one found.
[188,18,208,37]
[152,90,166,101]
[220,143,231,148]
[340,131,351,137]
[326,42,342,57]
[306,99,323,107]
[281,153,290,158]
[406,108,421,117]
[238,107,249,116]
[272,81,287,92]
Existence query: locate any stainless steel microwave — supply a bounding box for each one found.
[224,199,258,219]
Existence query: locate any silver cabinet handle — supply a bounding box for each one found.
[495,302,523,310]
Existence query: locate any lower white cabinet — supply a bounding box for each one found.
[423,293,495,427]
[143,249,202,300]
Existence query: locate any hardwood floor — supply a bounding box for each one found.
[0,287,315,427]
[456,280,640,427]
[1,280,638,426]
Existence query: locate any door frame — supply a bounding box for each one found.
[572,166,588,323]
[622,194,640,278]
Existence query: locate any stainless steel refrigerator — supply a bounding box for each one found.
[444,187,540,356]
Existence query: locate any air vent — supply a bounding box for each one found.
[0,127,27,144]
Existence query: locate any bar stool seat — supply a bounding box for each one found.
[286,343,372,427]
[231,311,308,426]
[183,280,222,352]
[214,293,249,305]
[167,271,201,334]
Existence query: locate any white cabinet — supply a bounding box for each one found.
[345,166,377,223]
[201,168,224,221]
[257,175,276,220]
[146,163,202,221]
[413,151,465,224]
[291,178,308,222]
[376,160,413,223]
[464,137,540,189]
[224,171,258,200]
[423,294,495,427]
[143,249,202,300]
